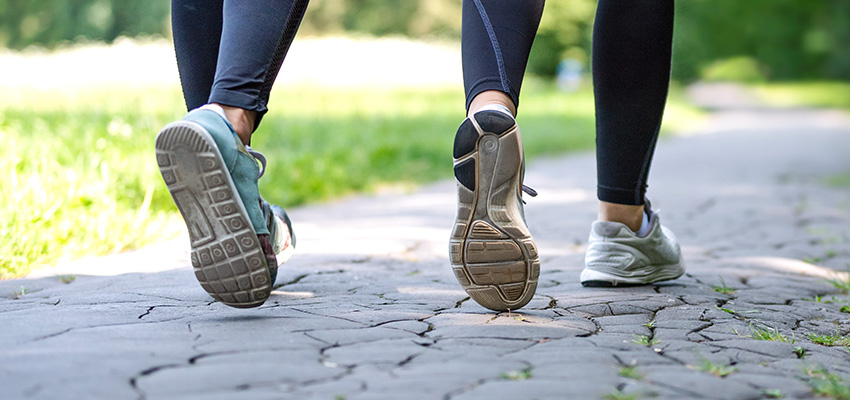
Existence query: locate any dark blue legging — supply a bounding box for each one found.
[171,0,673,206]
[463,0,675,206]
[171,0,309,130]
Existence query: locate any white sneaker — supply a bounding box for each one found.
[581,207,684,287]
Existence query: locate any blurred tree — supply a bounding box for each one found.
[0,0,169,49]
[1,0,847,82]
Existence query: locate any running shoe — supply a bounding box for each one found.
[449,110,540,311]
[155,106,295,308]
[581,204,683,287]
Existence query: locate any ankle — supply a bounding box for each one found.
[598,201,645,233]
[468,90,516,118]
[212,103,256,146]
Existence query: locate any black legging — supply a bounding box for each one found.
[171,0,309,130]
[463,0,675,206]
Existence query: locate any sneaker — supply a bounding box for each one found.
[581,205,683,287]
[155,106,295,308]
[449,110,540,311]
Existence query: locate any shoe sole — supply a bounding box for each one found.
[580,263,685,287]
[450,111,540,311]
[155,121,271,308]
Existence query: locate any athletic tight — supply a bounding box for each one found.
[171,0,674,206]
[463,0,675,206]
[171,0,309,130]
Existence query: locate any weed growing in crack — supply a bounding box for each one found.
[334,395,346,400]
[695,358,737,378]
[802,366,850,400]
[717,306,758,316]
[826,268,850,294]
[760,389,783,399]
[58,275,76,284]
[711,276,736,294]
[631,334,659,346]
[793,347,808,358]
[12,286,27,299]
[617,363,644,380]
[643,320,656,329]
[840,306,850,313]
[500,367,533,381]
[808,332,850,347]
[750,324,795,343]
[603,388,639,400]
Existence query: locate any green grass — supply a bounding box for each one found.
[603,389,639,400]
[631,334,660,347]
[808,332,850,347]
[826,270,850,294]
[750,325,795,343]
[802,366,850,400]
[711,276,736,294]
[695,359,737,378]
[617,364,644,380]
[750,81,850,110]
[0,78,701,277]
[500,367,533,381]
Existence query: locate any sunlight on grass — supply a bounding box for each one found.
[1,78,700,277]
[750,81,850,110]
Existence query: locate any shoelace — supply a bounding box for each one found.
[520,184,537,204]
[245,145,267,179]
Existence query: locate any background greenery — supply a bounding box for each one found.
[2,0,849,82]
[1,0,847,277]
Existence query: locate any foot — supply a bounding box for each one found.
[449,110,540,311]
[155,106,295,308]
[581,203,683,287]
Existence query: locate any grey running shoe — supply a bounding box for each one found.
[581,207,684,287]
[450,110,540,311]
[155,107,295,308]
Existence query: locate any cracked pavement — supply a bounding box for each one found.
[3,88,850,399]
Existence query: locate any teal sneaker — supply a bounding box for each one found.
[155,107,295,308]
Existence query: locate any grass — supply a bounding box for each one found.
[618,364,644,380]
[760,389,783,399]
[802,366,850,400]
[750,325,795,343]
[0,76,701,277]
[711,276,736,294]
[695,358,737,378]
[603,389,639,400]
[631,334,660,347]
[500,367,533,381]
[807,332,850,347]
[750,81,850,110]
[826,270,850,294]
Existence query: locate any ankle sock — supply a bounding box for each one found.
[199,103,227,119]
[473,104,514,119]
[635,209,651,236]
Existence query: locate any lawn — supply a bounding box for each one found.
[750,81,850,110]
[0,80,699,277]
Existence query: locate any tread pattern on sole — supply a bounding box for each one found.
[450,111,539,312]
[156,122,271,308]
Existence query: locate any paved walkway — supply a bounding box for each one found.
[3,90,850,400]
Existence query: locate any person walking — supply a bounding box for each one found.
[451,0,684,311]
[155,0,307,308]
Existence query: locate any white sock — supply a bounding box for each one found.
[198,103,227,119]
[635,210,651,236]
[473,104,514,119]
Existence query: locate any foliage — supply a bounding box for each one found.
[0,0,170,49]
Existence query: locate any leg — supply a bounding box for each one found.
[210,0,309,143]
[451,0,544,312]
[157,0,307,307]
[593,0,674,226]
[171,0,223,112]
[582,0,683,287]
